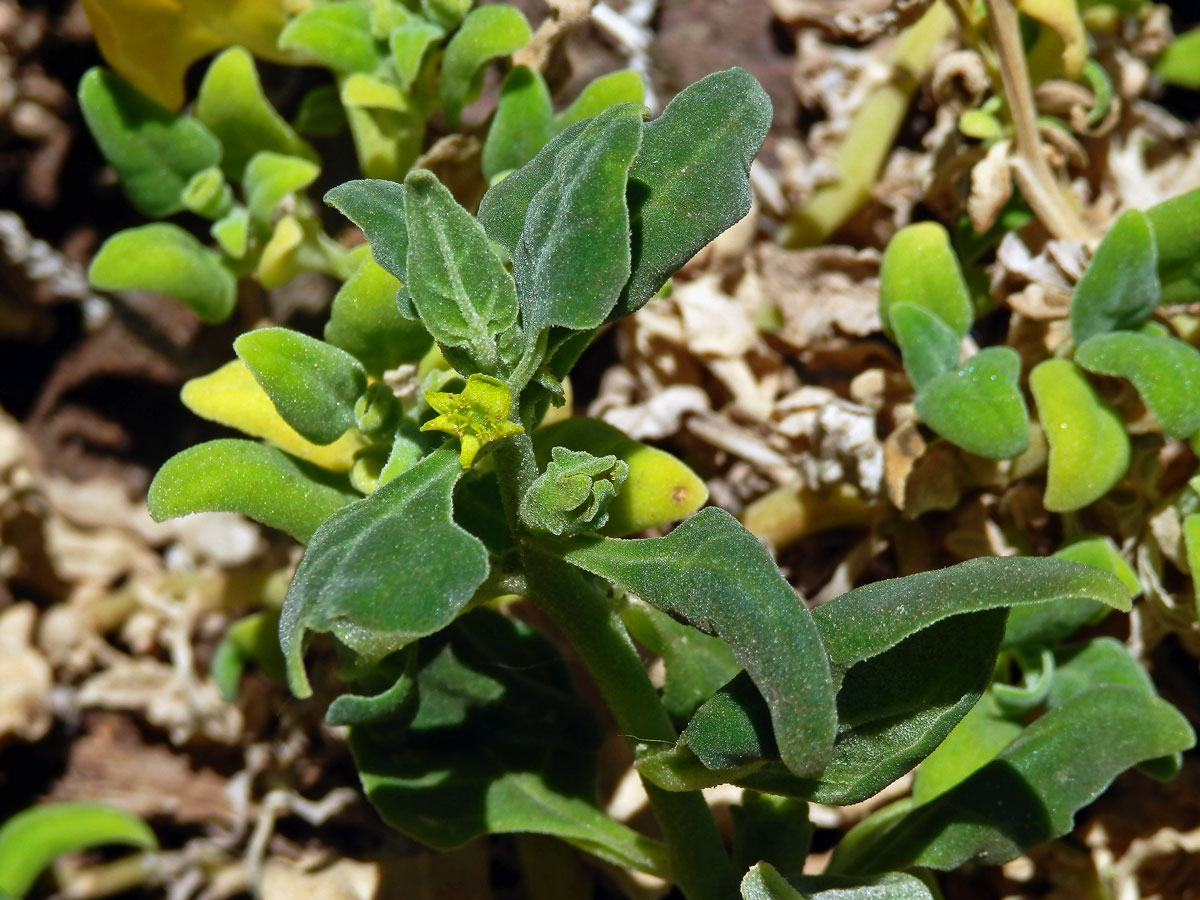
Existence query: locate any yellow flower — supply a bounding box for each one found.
[422,374,524,468]
[80,0,312,109]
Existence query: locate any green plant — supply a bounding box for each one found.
[0,803,156,900]
[146,68,1193,900]
[77,0,644,323]
[883,190,1200,512]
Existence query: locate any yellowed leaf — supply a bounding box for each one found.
[181,359,366,471]
[1016,0,1086,78]
[80,0,311,109]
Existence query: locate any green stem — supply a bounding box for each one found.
[492,434,739,900]
[781,2,955,248]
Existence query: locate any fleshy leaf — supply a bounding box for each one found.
[563,507,838,778]
[1069,209,1160,343]
[324,254,431,375]
[1075,331,1200,439]
[636,557,1129,801]
[325,179,409,283]
[532,418,708,536]
[619,67,771,317]
[1015,0,1086,77]
[554,70,645,131]
[1030,358,1130,512]
[731,794,813,881]
[88,223,236,323]
[911,691,1022,805]
[280,446,488,697]
[79,0,295,109]
[914,346,1031,460]
[234,327,367,446]
[514,103,644,331]
[278,2,383,73]
[828,684,1193,874]
[390,20,444,93]
[149,439,358,542]
[78,67,221,217]
[1002,536,1135,649]
[0,803,156,899]
[879,222,974,341]
[620,596,741,721]
[888,301,960,390]
[439,4,532,127]
[195,47,316,180]
[404,170,521,366]
[741,864,936,900]
[243,151,321,225]
[181,359,367,471]
[482,66,554,181]
[349,609,670,875]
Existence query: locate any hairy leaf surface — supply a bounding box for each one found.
[280,446,488,697]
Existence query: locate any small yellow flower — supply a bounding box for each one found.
[81,0,311,109]
[422,374,524,468]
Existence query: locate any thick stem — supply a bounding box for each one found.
[492,435,739,900]
[983,0,1090,242]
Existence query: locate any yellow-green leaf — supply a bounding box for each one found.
[181,359,367,471]
[80,0,305,110]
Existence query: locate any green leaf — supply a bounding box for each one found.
[278,3,383,73]
[619,67,772,318]
[280,446,488,697]
[879,222,974,340]
[482,66,555,181]
[888,301,960,390]
[211,609,285,700]
[743,864,936,900]
[563,507,837,777]
[1155,25,1200,89]
[514,104,643,331]
[1069,209,1160,343]
[1002,536,1135,649]
[914,347,1031,459]
[326,179,409,283]
[477,117,591,253]
[829,685,1194,873]
[348,608,670,875]
[439,5,532,127]
[421,0,470,31]
[1075,331,1200,439]
[325,254,432,375]
[243,151,321,226]
[732,795,813,880]
[326,645,420,727]
[234,328,367,446]
[212,207,250,258]
[294,83,347,136]
[0,803,156,899]
[148,439,359,542]
[182,166,233,219]
[88,223,236,323]
[196,47,316,180]
[1147,187,1200,288]
[1048,637,1156,708]
[1030,358,1131,512]
[390,20,445,93]
[911,691,1022,804]
[620,597,740,721]
[404,169,520,363]
[554,70,646,132]
[637,557,1129,801]
[78,67,221,217]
